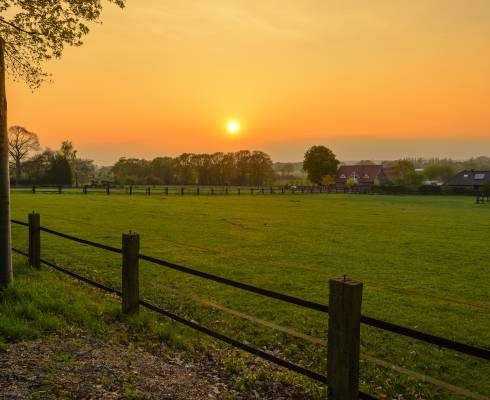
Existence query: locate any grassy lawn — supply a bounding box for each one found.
[9,191,490,399]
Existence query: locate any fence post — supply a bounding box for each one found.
[32,184,36,194]
[238,188,241,195]
[106,184,110,195]
[58,185,62,194]
[327,277,363,400]
[122,232,140,315]
[28,212,41,269]
[197,187,200,196]
[211,187,214,195]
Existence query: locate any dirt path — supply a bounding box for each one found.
[0,334,310,399]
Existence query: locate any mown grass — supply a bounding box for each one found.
[9,191,490,399]
[0,259,199,354]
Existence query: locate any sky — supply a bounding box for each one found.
[7,0,490,165]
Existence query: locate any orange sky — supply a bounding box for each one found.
[7,0,490,164]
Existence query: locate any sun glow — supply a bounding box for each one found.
[227,120,241,135]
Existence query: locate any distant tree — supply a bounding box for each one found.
[303,146,339,185]
[357,160,374,165]
[390,160,423,186]
[46,154,72,185]
[346,177,357,188]
[423,164,455,182]
[279,162,295,177]
[93,166,114,185]
[23,149,56,183]
[59,141,78,184]
[0,0,128,287]
[74,159,96,186]
[7,126,40,185]
[321,175,335,186]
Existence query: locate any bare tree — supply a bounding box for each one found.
[0,0,127,287]
[8,125,39,185]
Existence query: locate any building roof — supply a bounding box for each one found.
[336,165,385,183]
[445,170,490,186]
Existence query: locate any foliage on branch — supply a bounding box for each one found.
[0,0,125,88]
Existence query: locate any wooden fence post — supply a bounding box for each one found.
[28,212,40,269]
[211,187,214,195]
[238,188,241,195]
[32,184,36,194]
[122,232,140,315]
[58,185,62,194]
[197,187,200,196]
[106,185,110,195]
[327,277,363,400]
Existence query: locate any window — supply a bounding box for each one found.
[463,174,469,178]
[475,173,486,180]
[340,174,346,179]
[363,174,370,179]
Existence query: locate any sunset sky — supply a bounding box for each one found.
[7,0,490,165]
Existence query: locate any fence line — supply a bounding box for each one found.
[13,246,484,399]
[10,217,490,399]
[11,218,490,361]
[16,212,490,312]
[146,282,490,400]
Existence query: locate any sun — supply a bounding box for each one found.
[226,120,241,135]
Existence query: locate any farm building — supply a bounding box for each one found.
[335,165,390,188]
[445,170,490,189]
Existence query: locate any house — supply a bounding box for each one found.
[335,165,390,187]
[445,170,490,188]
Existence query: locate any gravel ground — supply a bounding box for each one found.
[0,333,311,399]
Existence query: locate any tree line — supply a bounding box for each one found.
[112,151,275,186]
[8,126,95,186]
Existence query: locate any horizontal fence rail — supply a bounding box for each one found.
[10,219,490,362]
[10,217,490,399]
[10,248,330,386]
[360,315,490,361]
[139,253,329,313]
[39,226,122,254]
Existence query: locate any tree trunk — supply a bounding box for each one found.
[0,38,13,288]
[15,159,20,186]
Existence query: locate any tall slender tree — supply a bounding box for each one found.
[0,0,127,287]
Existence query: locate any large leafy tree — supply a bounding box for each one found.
[303,145,339,185]
[0,0,126,288]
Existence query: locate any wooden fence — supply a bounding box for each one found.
[10,214,490,400]
[13,184,331,196]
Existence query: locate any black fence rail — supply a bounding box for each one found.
[10,216,490,399]
[12,184,332,196]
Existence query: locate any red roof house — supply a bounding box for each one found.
[335,165,390,186]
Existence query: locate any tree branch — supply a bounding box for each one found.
[0,17,42,36]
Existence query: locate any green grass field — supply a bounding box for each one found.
[8,192,490,399]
